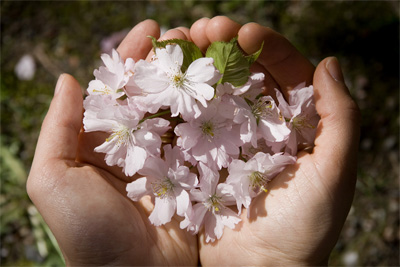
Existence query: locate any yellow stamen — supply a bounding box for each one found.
[93,85,112,95]
[293,116,315,129]
[201,121,214,138]
[106,126,130,146]
[205,194,223,213]
[249,171,270,193]
[152,178,175,199]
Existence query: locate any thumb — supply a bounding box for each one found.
[31,74,83,169]
[312,57,361,185]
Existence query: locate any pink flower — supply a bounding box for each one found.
[215,72,265,97]
[87,49,134,99]
[126,145,198,226]
[219,95,259,148]
[83,95,170,176]
[133,44,221,120]
[275,85,320,155]
[226,152,296,215]
[175,99,243,170]
[253,96,291,143]
[220,93,290,151]
[180,164,241,243]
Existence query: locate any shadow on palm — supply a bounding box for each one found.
[60,129,198,265]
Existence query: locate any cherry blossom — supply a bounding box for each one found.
[174,98,243,170]
[87,49,135,99]
[83,40,317,242]
[275,86,320,155]
[215,72,265,97]
[83,95,170,176]
[126,145,198,226]
[226,152,296,215]
[133,44,221,120]
[180,164,241,243]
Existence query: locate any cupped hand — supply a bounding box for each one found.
[190,16,360,265]
[27,20,198,266]
[27,16,360,266]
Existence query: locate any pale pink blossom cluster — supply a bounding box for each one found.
[83,40,319,242]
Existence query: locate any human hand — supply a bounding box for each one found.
[189,16,360,265]
[27,20,199,266]
[27,16,360,266]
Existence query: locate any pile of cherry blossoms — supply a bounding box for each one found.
[83,37,320,242]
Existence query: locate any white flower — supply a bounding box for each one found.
[175,98,243,170]
[133,44,221,120]
[220,95,258,148]
[226,152,296,215]
[180,164,240,243]
[87,49,135,98]
[83,95,170,176]
[126,145,198,226]
[215,72,265,97]
[253,95,291,143]
[220,92,290,150]
[275,86,319,155]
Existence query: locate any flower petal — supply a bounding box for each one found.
[175,188,191,217]
[186,57,220,84]
[180,203,207,234]
[134,60,168,93]
[126,177,151,201]
[124,145,147,176]
[149,197,176,226]
[156,45,183,74]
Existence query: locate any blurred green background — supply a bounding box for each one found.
[1,1,398,266]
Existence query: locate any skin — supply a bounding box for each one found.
[27,16,360,266]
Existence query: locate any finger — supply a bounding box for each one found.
[190,16,241,52]
[205,16,241,43]
[175,26,192,42]
[31,74,83,169]
[145,27,190,61]
[312,57,361,187]
[191,17,279,97]
[117,19,160,61]
[190,17,211,53]
[238,23,315,97]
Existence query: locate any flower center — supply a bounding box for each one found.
[204,194,223,213]
[106,124,130,146]
[201,120,215,139]
[171,72,186,88]
[152,177,175,199]
[292,116,315,130]
[251,99,273,123]
[249,171,269,192]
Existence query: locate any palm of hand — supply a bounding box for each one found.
[53,131,198,266]
[199,153,336,266]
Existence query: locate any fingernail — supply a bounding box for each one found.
[55,74,65,95]
[326,57,344,83]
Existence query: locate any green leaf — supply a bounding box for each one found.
[205,37,263,87]
[246,41,264,65]
[148,36,203,72]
